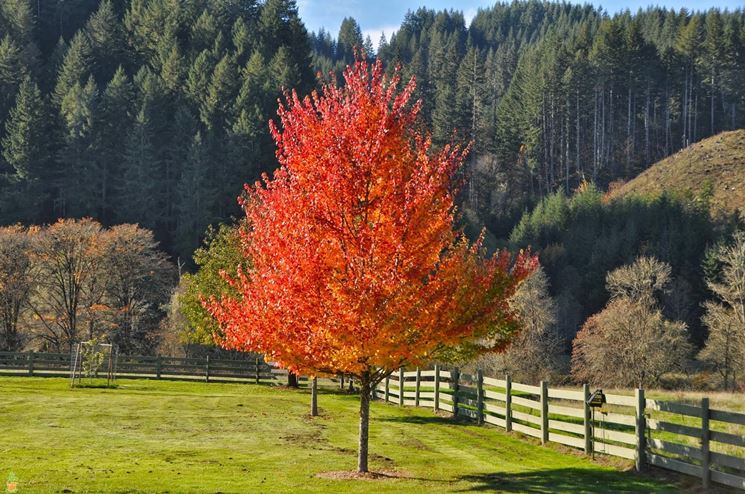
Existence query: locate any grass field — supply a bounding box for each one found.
[0,377,687,494]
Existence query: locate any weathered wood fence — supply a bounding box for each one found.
[374,366,745,491]
[2,352,743,490]
[0,350,285,383]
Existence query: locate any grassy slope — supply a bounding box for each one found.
[608,130,745,216]
[0,378,682,494]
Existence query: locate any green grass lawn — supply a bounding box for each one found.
[0,377,685,494]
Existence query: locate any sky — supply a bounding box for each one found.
[297,0,745,48]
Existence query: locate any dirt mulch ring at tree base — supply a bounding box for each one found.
[315,470,410,480]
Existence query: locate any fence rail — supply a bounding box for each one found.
[374,365,745,491]
[2,352,743,490]
[0,350,287,384]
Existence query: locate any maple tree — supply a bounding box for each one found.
[206,57,536,473]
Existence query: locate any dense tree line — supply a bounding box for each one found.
[0,0,314,262]
[508,184,734,343]
[361,3,745,235]
[1,1,743,259]
[0,219,175,353]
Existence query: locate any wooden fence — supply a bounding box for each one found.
[2,351,743,490]
[374,366,745,491]
[0,350,286,384]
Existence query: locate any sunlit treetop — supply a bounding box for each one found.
[207,57,536,377]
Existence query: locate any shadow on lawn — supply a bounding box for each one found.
[379,415,472,426]
[455,468,678,493]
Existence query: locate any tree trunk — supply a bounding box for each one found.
[357,377,371,473]
[310,377,318,416]
[288,372,298,387]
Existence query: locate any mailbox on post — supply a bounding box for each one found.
[587,389,606,408]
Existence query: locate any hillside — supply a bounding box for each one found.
[608,130,745,218]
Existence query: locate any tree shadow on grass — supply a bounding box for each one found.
[455,468,680,493]
[379,415,472,426]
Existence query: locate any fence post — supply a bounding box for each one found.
[156,355,162,379]
[583,384,592,455]
[205,356,210,383]
[398,367,404,406]
[28,351,34,376]
[255,357,260,384]
[433,364,440,412]
[701,397,710,488]
[505,374,512,432]
[635,388,646,472]
[452,368,460,418]
[310,377,318,417]
[476,369,484,425]
[415,367,421,407]
[540,381,549,445]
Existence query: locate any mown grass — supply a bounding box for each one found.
[0,377,685,493]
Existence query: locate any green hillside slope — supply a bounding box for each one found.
[608,130,745,218]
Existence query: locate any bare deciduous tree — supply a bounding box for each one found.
[469,267,567,383]
[699,232,745,390]
[28,219,106,351]
[104,224,175,353]
[0,225,36,350]
[24,219,175,352]
[572,257,691,388]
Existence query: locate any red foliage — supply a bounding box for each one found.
[206,58,536,377]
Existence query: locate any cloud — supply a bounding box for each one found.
[362,25,400,49]
[463,7,478,26]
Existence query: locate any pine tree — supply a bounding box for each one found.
[163,105,198,245]
[231,16,254,64]
[95,66,134,223]
[124,0,182,61]
[258,0,313,93]
[158,37,184,94]
[268,45,299,91]
[0,35,26,121]
[175,131,215,258]
[185,49,214,107]
[0,0,38,69]
[431,39,462,146]
[57,77,98,217]
[191,10,218,55]
[337,17,363,61]
[201,52,238,131]
[117,109,159,228]
[53,31,92,106]
[1,75,50,222]
[85,0,127,82]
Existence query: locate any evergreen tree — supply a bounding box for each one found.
[185,49,214,107]
[336,17,363,61]
[85,0,127,82]
[191,10,219,55]
[117,109,159,228]
[95,66,134,223]
[0,35,26,121]
[158,37,184,94]
[1,76,50,222]
[57,77,98,217]
[175,131,215,258]
[201,53,238,131]
[53,31,93,106]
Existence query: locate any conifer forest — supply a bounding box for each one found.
[1,0,745,389]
